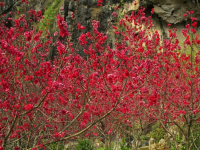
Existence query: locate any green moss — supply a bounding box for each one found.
[39,0,63,32]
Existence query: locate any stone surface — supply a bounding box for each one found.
[149,138,156,150]
[64,141,78,150]
[140,146,149,150]
[1,0,199,56]
[93,139,104,148]
[141,141,149,147]
[0,0,17,14]
[149,0,200,24]
[158,139,166,149]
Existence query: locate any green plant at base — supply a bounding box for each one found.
[96,146,114,150]
[189,122,200,150]
[47,141,65,150]
[149,123,165,143]
[171,135,186,150]
[140,134,149,141]
[119,138,131,150]
[119,0,124,7]
[76,139,93,150]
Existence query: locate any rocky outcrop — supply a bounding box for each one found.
[1,0,200,56]
[63,0,134,55]
[149,0,200,24]
[0,0,18,15]
[2,0,200,26]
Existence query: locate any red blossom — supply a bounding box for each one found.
[33,33,40,42]
[192,22,197,28]
[193,109,199,114]
[114,6,119,10]
[57,15,69,37]
[191,28,196,34]
[183,13,187,17]
[37,10,42,17]
[0,2,4,7]
[185,24,190,29]
[151,8,154,14]
[97,0,103,6]
[23,104,33,111]
[0,147,4,150]
[24,31,33,41]
[0,6,200,149]
[108,129,113,134]
[112,12,117,17]
[71,12,74,19]
[190,17,197,22]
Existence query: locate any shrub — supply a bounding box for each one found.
[149,123,165,143]
[76,139,93,150]
[120,138,131,150]
[0,1,200,150]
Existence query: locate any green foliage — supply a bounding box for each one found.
[39,0,63,31]
[76,139,93,150]
[96,146,113,150]
[190,122,200,149]
[47,141,65,150]
[171,135,186,150]
[96,148,105,150]
[119,138,131,150]
[119,0,124,7]
[140,135,149,141]
[149,123,165,143]
[98,146,113,150]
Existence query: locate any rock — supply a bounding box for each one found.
[140,146,149,150]
[1,0,199,56]
[158,139,166,149]
[0,0,17,14]
[163,136,171,149]
[149,0,200,24]
[149,138,156,150]
[131,140,141,150]
[149,138,155,144]
[141,141,149,147]
[159,138,165,144]
[123,0,140,14]
[64,141,78,150]
[93,139,104,148]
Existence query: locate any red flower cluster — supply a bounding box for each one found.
[57,15,69,38]
[77,23,86,30]
[0,2,4,7]
[97,0,103,7]
[0,5,200,150]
